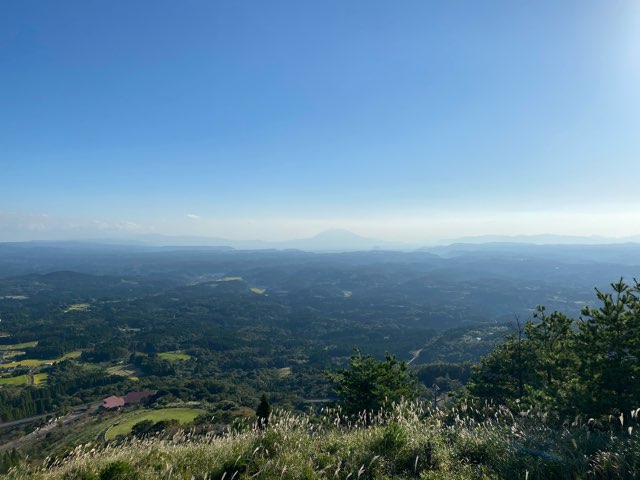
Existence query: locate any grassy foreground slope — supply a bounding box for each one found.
[5,402,640,480]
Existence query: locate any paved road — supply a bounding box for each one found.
[0,401,102,453]
[0,414,48,430]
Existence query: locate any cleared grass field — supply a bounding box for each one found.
[106,364,141,381]
[158,351,192,361]
[0,374,29,385]
[59,350,82,360]
[0,350,81,369]
[1,350,26,360]
[64,303,91,313]
[0,359,45,368]
[104,408,206,440]
[33,372,48,385]
[0,341,38,351]
[106,365,135,376]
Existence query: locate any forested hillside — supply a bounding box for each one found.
[0,244,639,478]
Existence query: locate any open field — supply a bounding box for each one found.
[0,341,38,351]
[0,350,81,369]
[106,364,136,376]
[64,303,91,313]
[158,351,192,361]
[104,407,206,440]
[106,364,141,381]
[1,350,27,361]
[0,374,29,386]
[59,351,82,360]
[0,359,47,368]
[0,373,47,386]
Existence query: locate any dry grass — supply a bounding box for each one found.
[4,402,640,479]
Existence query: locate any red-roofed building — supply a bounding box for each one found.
[123,390,157,405]
[101,390,157,410]
[102,395,125,409]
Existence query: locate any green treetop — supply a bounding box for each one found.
[329,350,417,416]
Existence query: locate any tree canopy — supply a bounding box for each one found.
[469,279,640,419]
[329,351,417,416]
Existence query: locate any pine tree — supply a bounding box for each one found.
[525,306,576,412]
[576,279,640,416]
[329,350,417,416]
[469,279,640,419]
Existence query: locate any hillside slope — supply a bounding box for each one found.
[5,402,640,480]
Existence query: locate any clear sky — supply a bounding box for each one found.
[2,1,639,242]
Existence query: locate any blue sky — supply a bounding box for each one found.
[2,1,639,242]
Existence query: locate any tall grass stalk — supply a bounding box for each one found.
[5,401,640,479]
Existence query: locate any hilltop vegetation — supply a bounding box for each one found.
[5,402,640,479]
[470,279,640,419]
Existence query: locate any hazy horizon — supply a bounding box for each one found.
[2,2,640,243]
[2,222,640,249]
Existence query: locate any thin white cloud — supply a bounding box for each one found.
[114,221,142,231]
[186,214,201,220]
[92,220,111,230]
